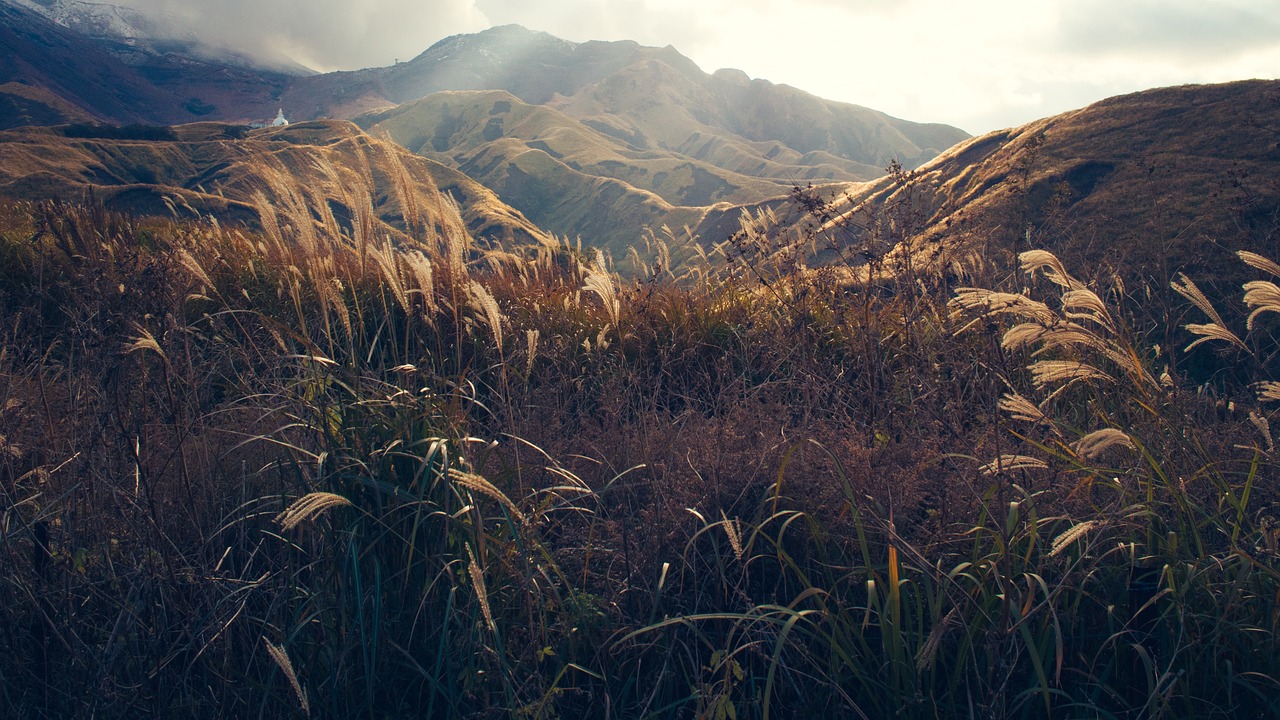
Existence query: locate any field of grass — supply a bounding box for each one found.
[1,187,1278,718]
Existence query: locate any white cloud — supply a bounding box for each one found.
[1054,0,1280,61]
[117,0,491,71]
[112,0,1280,132]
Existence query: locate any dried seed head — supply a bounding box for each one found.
[1256,381,1280,403]
[1242,280,1280,330]
[1061,288,1113,329]
[998,392,1047,424]
[1172,273,1246,351]
[1238,250,1280,278]
[264,639,310,716]
[583,269,621,328]
[949,288,1057,326]
[448,468,525,524]
[276,492,352,531]
[1073,429,1135,460]
[1182,322,1248,352]
[1249,410,1275,453]
[1028,360,1113,388]
[467,543,496,632]
[720,510,744,561]
[979,454,1049,475]
[467,281,505,349]
[1049,520,1098,557]
[525,329,540,375]
[124,326,166,362]
[1020,250,1084,290]
[916,607,958,671]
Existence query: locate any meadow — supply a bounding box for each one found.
[1,174,1277,718]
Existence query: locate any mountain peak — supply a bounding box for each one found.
[713,68,751,85]
[417,23,570,60]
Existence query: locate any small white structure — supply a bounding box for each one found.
[271,108,289,126]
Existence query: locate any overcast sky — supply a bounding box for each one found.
[118,0,1280,135]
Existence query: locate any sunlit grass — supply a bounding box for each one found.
[0,195,1276,718]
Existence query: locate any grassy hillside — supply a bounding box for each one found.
[358,90,780,250]
[0,81,97,129]
[360,90,787,205]
[0,119,550,247]
[698,81,1280,351]
[1,192,1277,718]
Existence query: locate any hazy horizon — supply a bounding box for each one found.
[92,0,1280,134]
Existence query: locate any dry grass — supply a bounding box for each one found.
[0,197,1277,719]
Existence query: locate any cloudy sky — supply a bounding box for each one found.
[118,0,1280,134]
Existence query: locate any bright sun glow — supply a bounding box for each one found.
[116,0,1280,134]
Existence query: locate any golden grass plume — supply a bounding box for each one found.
[448,468,525,524]
[264,639,310,716]
[276,492,353,531]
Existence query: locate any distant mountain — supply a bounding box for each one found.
[321,26,966,249]
[290,26,964,178]
[0,0,298,128]
[8,0,156,43]
[0,10,970,251]
[0,1,191,126]
[289,26,963,170]
[8,0,313,73]
[0,119,550,246]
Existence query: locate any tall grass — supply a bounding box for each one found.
[0,195,1276,718]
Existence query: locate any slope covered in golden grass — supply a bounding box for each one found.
[360,90,765,251]
[795,80,1280,286]
[360,90,786,205]
[0,119,551,246]
[0,81,97,128]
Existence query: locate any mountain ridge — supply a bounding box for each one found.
[0,6,972,251]
[691,79,1280,329]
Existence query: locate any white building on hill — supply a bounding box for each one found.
[250,108,290,129]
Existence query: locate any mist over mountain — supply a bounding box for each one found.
[316,25,967,248]
[11,0,326,73]
[0,6,971,250]
[0,1,190,126]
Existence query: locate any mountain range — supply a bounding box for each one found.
[0,0,969,252]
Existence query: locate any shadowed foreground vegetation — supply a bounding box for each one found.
[1,196,1278,719]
